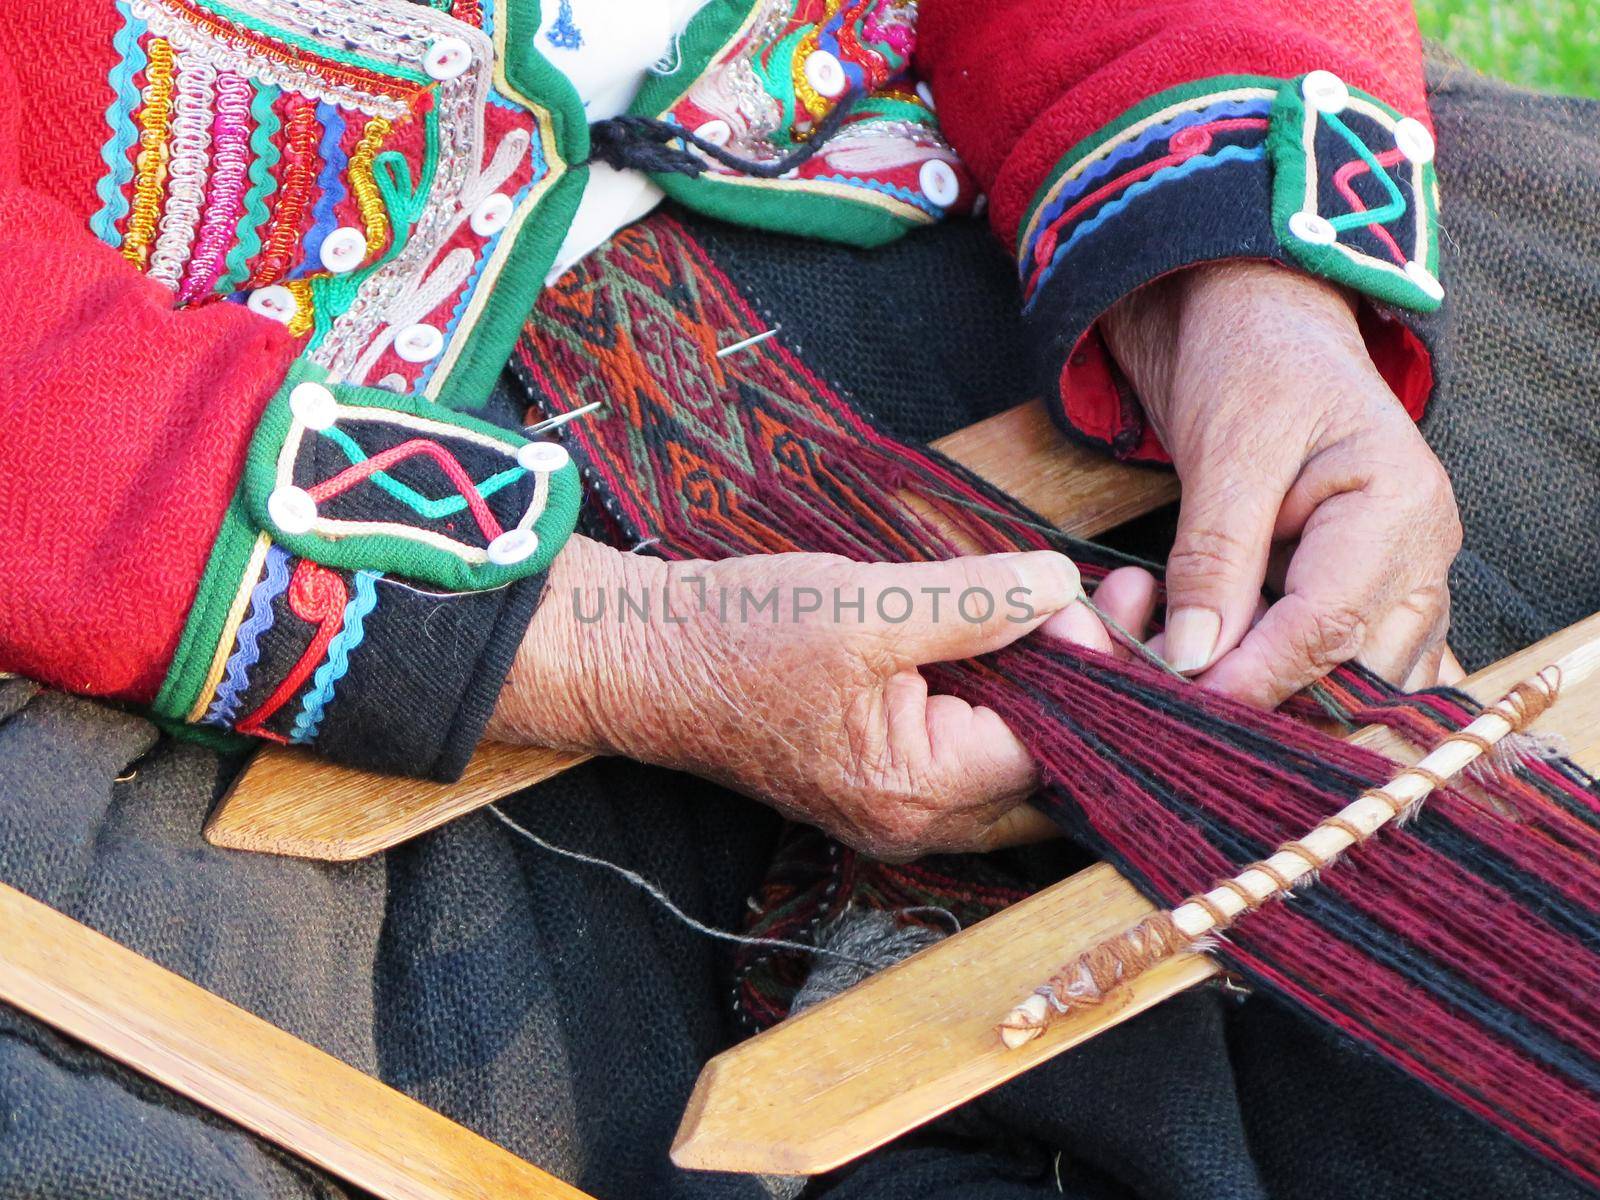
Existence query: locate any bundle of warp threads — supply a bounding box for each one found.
[511,215,1600,1188]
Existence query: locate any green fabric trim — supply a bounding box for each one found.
[149,713,252,753]
[625,0,923,249]
[152,495,261,721]
[245,361,582,591]
[427,0,591,413]
[651,170,922,248]
[1268,78,1442,314]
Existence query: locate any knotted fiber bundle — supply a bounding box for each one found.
[513,217,1600,1189]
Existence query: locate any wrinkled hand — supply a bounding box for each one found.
[1103,261,1464,707]
[489,535,1094,859]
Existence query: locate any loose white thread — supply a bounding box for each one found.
[485,804,877,966]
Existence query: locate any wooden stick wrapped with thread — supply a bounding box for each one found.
[998,644,1600,1049]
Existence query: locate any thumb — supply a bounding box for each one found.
[872,551,1082,666]
[1163,462,1282,674]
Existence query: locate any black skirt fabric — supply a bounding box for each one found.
[1,62,1597,1200]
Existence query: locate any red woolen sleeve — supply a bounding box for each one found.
[0,109,297,705]
[0,28,582,780]
[915,0,1443,461]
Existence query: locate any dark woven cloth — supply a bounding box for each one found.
[1,64,1596,1200]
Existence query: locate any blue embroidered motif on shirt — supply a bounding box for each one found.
[546,0,583,49]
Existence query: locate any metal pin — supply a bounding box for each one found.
[524,400,604,436]
[715,325,781,359]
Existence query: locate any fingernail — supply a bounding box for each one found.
[1008,552,1082,614]
[1165,606,1221,674]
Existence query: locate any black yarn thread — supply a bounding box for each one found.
[587,96,857,179]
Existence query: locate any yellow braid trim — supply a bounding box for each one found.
[348,116,393,257]
[123,38,177,267]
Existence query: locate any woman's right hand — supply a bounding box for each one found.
[489,536,1131,860]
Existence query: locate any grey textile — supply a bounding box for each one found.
[1,65,1597,1200]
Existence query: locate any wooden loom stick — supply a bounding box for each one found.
[205,399,1178,861]
[669,611,1600,1176]
[998,642,1600,1046]
[0,880,595,1200]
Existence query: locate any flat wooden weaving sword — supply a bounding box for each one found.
[669,611,1600,1176]
[0,881,594,1200]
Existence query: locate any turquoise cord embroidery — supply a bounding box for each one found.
[319,425,526,517]
[1323,110,1406,232]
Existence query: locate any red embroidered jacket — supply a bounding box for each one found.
[0,0,1440,778]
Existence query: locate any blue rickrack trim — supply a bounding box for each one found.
[89,0,148,248]
[1022,96,1274,270]
[808,173,940,217]
[1022,143,1267,314]
[289,569,381,744]
[293,102,348,279]
[204,544,292,727]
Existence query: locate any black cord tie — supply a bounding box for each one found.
[587,97,857,179]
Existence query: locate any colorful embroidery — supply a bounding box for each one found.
[288,567,380,744]
[347,115,394,259]
[628,0,974,246]
[122,36,177,266]
[90,1,147,247]
[1270,72,1443,312]
[153,351,580,745]
[545,0,582,49]
[1016,81,1279,309]
[204,541,291,726]
[90,0,587,413]
[241,363,580,588]
[219,80,282,291]
[247,95,320,287]
[147,55,217,288]
[1016,73,1442,319]
[178,70,252,303]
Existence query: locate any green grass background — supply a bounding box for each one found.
[1417,0,1599,95]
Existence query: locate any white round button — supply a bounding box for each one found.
[1405,259,1445,301]
[916,81,935,110]
[1302,70,1349,114]
[1288,210,1338,245]
[394,323,444,363]
[247,285,296,324]
[375,373,409,393]
[423,36,473,81]
[693,118,732,147]
[919,159,960,208]
[470,192,515,237]
[486,528,539,566]
[1394,116,1435,165]
[516,440,570,472]
[288,381,338,430]
[804,49,847,99]
[268,486,318,535]
[320,226,367,274]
